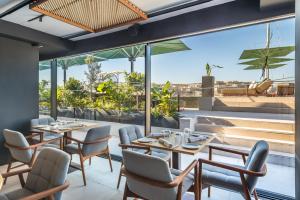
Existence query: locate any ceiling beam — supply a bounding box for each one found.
[0,19,74,50]
[40,0,294,60]
[0,0,32,18]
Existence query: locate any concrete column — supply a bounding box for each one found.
[295,1,300,199]
[145,44,151,135]
[50,59,57,120]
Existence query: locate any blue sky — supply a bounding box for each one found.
[40,18,295,85]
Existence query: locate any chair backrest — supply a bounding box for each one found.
[122,150,177,200]
[30,117,55,128]
[3,129,32,164]
[245,140,269,192]
[119,126,143,145]
[82,126,111,156]
[25,147,70,200]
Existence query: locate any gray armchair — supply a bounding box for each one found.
[30,117,64,149]
[122,149,199,200]
[0,147,70,200]
[2,129,61,185]
[117,126,171,189]
[64,125,112,186]
[199,140,269,200]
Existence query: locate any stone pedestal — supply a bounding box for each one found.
[199,97,215,111]
[200,76,215,111]
[202,76,215,97]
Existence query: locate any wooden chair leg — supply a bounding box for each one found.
[123,183,128,200]
[253,189,259,200]
[208,186,211,197]
[117,162,123,189]
[59,138,63,150]
[79,155,87,186]
[240,173,251,200]
[3,159,12,184]
[89,158,92,166]
[108,153,113,172]
[199,162,203,200]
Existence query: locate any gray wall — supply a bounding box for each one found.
[0,36,39,165]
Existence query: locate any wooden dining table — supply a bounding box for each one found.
[32,121,100,145]
[132,132,216,169]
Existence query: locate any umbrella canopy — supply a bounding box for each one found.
[39,54,105,85]
[93,39,191,72]
[239,24,294,79]
[239,46,294,78]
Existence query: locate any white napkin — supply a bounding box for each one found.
[150,132,170,138]
[188,135,208,143]
[158,138,174,148]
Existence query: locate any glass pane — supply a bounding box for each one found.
[151,18,295,197]
[39,60,51,117]
[56,45,146,157]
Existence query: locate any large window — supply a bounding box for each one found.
[40,45,146,156]
[39,18,295,198]
[39,60,51,116]
[151,18,295,197]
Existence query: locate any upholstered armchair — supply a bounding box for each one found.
[30,117,64,149]
[122,149,199,200]
[198,140,269,200]
[0,147,70,200]
[64,125,112,186]
[117,126,171,189]
[2,129,62,184]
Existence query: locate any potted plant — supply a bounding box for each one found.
[202,63,222,97]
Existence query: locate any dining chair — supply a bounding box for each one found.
[2,129,61,185]
[63,125,112,186]
[122,149,199,200]
[198,140,269,200]
[30,117,64,149]
[0,147,70,200]
[116,125,171,189]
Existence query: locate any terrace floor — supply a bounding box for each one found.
[21,114,293,199]
[0,152,294,200]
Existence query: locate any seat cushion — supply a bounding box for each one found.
[201,163,244,193]
[171,169,194,195]
[151,148,171,161]
[64,143,82,154]
[4,188,33,200]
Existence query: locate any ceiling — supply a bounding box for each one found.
[0,0,234,39]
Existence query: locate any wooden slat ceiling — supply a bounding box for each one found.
[29,0,148,33]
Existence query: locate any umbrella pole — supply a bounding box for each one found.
[129,58,135,73]
[63,68,67,86]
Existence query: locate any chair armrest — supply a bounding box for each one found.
[20,181,70,200]
[119,144,150,151]
[25,131,43,139]
[171,160,198,187]
[209,145,249,156]
[1,168,32,179]
[65,135,111,145]
[64,136,84,144]
[5,138,59,150]
[199,158,267,177]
